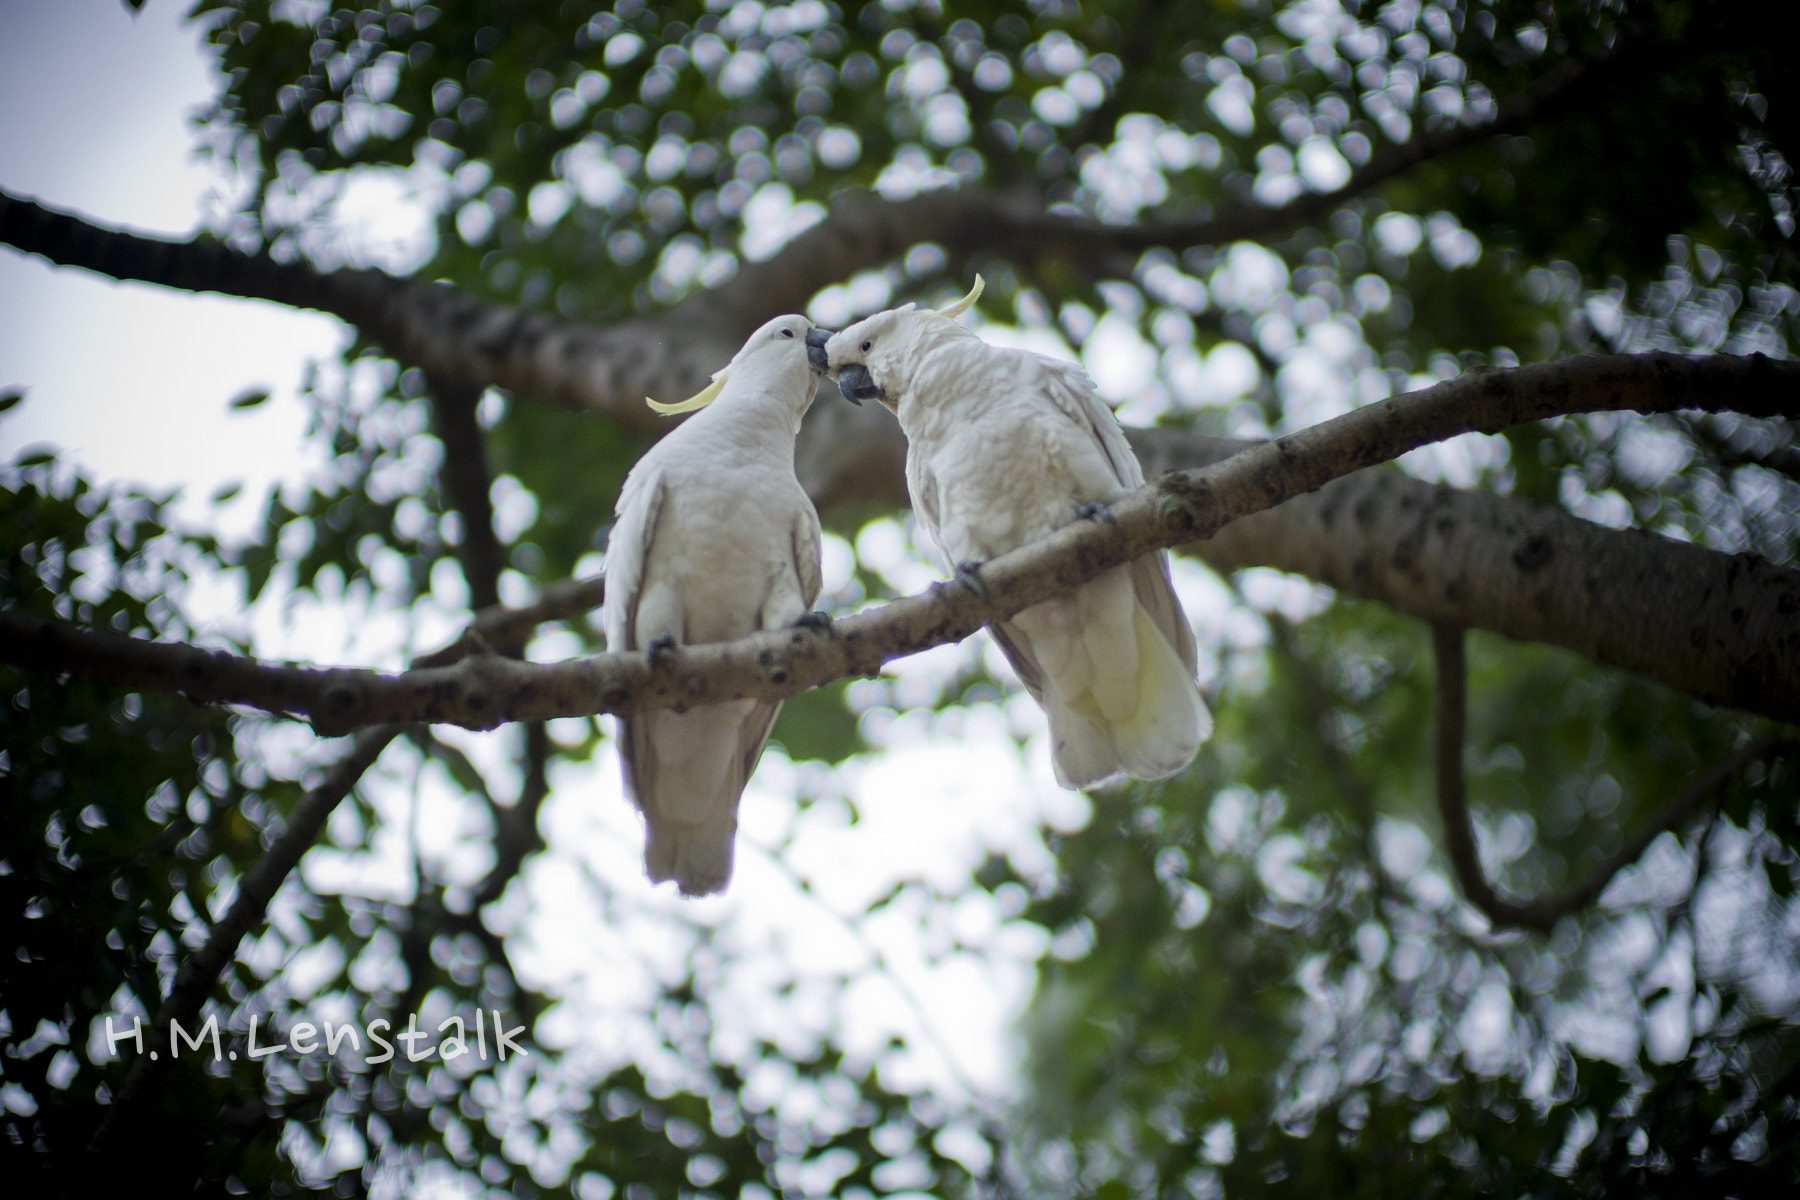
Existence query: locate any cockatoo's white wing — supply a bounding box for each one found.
[601,465,665,655]
[975,350,1207,786]
[792,502,824,611]
[1028,351,1148,491]
[1026,352,1198,674]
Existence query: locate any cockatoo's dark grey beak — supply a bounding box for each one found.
[805,327,832,373]
[836,363,882,407]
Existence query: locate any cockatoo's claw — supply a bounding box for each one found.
[646,633,679,664]
[1076,500,1117,525]
[792,610,833,632]
[954,561,987,596]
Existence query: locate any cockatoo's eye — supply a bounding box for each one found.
[780,328,795,338]
[860,340,872,352]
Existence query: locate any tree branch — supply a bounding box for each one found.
[428,372,506,613]
[1430,621,1794,932]
[3,354,1794,729]
[0,186,1016,424]
[410,574,607,669]
[83,725,402,1166]
[473,720,550,909]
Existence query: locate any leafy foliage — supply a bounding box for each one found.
[3,0,1798,1196]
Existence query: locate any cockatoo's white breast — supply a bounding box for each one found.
[610,379,816,642]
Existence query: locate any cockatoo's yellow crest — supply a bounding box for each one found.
[646,370,728,414]
[935,274,985,320]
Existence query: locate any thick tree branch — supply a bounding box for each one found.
[83,726,402,1167]
[1430,622,1793,932]
[1178,434,1800,729]
[4,354,1795,729]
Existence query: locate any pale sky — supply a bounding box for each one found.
[0,0,346,536]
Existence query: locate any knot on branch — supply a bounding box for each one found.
[313,671,369,737]
[451,652,513,729]
[756,647,790,686]
[1156,476,1213,537]
[1512,533,1554,571]
[597,670,631,710]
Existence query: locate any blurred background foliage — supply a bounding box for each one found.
[3,0,1798,1195]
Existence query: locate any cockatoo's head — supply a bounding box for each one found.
[645,313,833,416]
[824,276,984,411]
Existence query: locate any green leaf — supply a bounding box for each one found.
[227,389,271,410]
[0,389,24,415]
[770,678,860,765]
[209,482,243,505]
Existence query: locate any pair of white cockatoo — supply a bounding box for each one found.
[602,279,1211,895]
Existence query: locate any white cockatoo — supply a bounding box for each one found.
[602,314,834,895]
[824,279,1210,789]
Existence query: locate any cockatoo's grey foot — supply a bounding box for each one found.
[646,633,679,664]
[954,561,987,596]
[1076,500,1117,525]
[791,610,833,632]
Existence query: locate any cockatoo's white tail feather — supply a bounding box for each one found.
[1014,568,1208,789]
[1043,698,1122,791]
[635,706,765,896]
[628,693,776,897]
[1112,605,1211,780]
[642,807,735,896]
[643,815,734,896]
